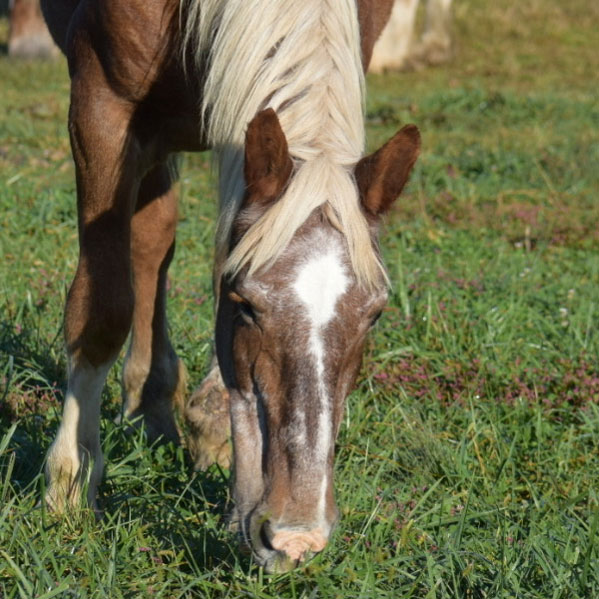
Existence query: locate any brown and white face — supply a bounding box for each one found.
[215,110,420,572]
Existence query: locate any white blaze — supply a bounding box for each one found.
[294,250,349,330]
[293,247,349,470]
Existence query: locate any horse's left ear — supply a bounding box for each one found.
[355,124,420,217]
[244,108,293,204]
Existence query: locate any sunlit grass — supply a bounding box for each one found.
[1,1,598,597]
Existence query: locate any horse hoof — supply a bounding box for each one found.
[185,369,231,470]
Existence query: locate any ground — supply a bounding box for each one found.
[1,1,598,597]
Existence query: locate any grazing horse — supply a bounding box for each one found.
[370,0,453,73]
[40,0,420,572]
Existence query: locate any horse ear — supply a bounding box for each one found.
[244,108,293,204]
[355,124,420,217]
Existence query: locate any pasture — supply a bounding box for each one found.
[1,0,598,596]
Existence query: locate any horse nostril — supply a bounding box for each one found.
[259,520,275,551]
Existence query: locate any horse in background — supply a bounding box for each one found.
[370,0,453,73]
[7,0,57,58]
[39,0,420,572]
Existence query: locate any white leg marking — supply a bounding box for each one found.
[46,360,112,510]
[370,0,420,73]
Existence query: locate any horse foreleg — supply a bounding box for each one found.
[410,0,453,67]
[8,0,58,59]
[45,82,138,513]
[120,162,185,444]
[369,0,420,73]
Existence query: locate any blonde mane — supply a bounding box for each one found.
[182,0,384,287]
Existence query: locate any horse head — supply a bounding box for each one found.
[216,109,420,571]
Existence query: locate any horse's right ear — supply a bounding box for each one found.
[244,108,293,205]
[355,124,420,217]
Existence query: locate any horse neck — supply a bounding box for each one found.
[184,0,382,287]
[185,0,364,173]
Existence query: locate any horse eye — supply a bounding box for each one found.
[370,310,383,327]
[228,291,256,323]
[238,300,256,323]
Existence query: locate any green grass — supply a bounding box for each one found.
[1,1,599,596]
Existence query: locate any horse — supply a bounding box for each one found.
[40,0,420,572]
[370,0,453,73]
[7,0,57,58]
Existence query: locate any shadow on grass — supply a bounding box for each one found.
[1,328,63,391]
[99,426,242,574]
[0,304,242,574]
[1,311,66,487]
